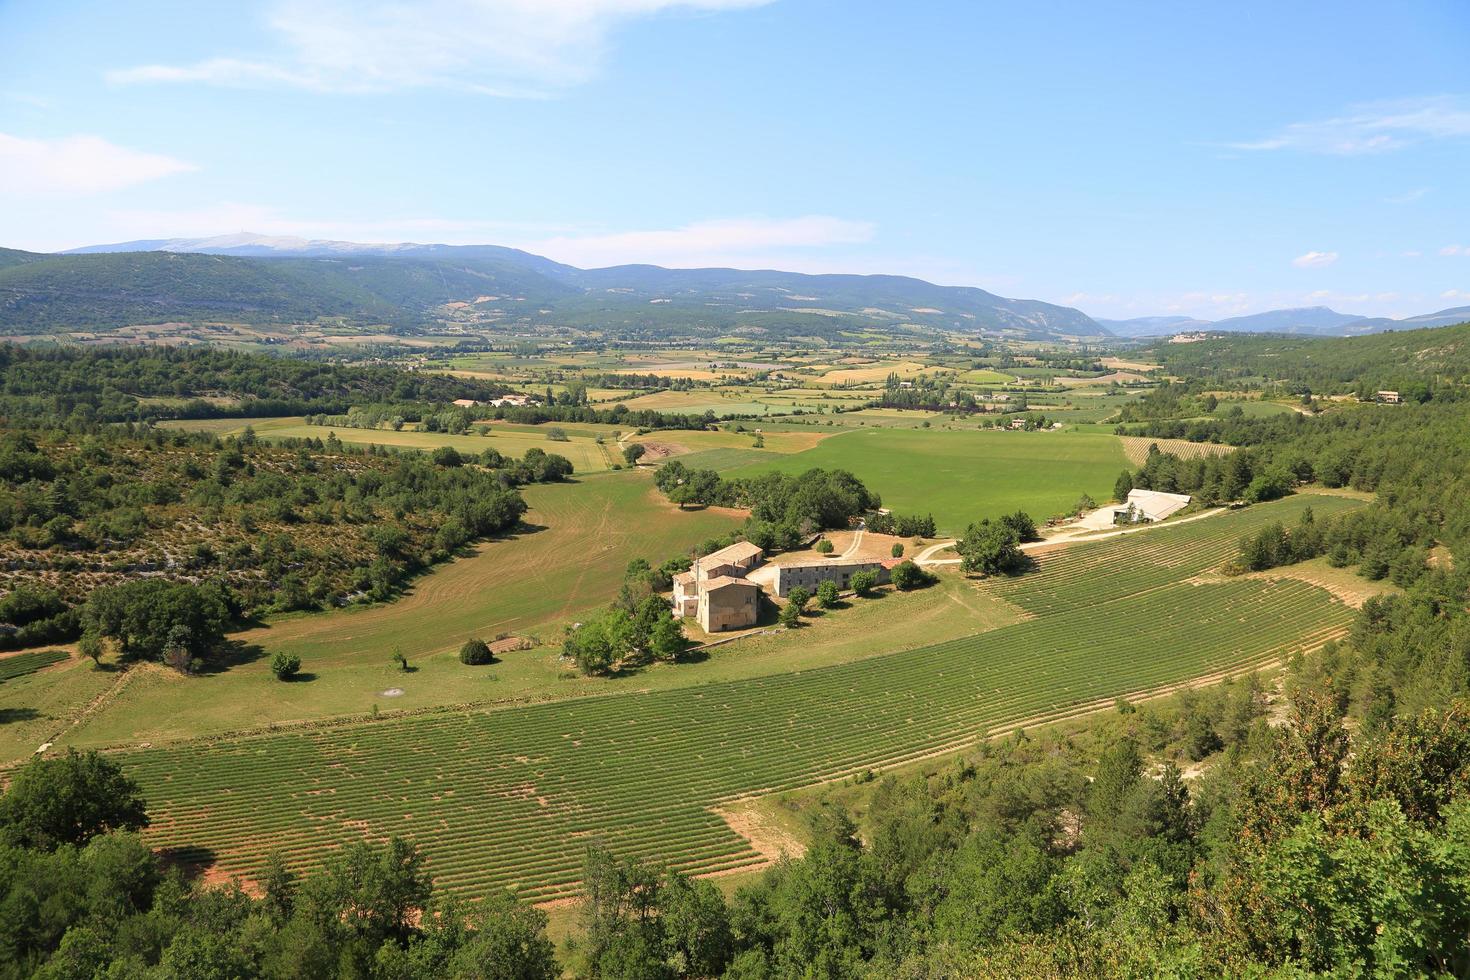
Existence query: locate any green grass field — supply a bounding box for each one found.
[722,428,1129,533]
[119,495,1354,902]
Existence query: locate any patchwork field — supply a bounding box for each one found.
[1118,434,1237,467]
[120,495,1356,902]
[722,428,1130,532]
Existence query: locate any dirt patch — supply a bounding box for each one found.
[713,800,807,866]
[632,440,687,461]
[379,688,405,698]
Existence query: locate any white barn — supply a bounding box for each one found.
[1078,489,1192,529]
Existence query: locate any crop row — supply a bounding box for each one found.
[0,648,68,683]
[997,493,1362,616]
[124,572,1349,902]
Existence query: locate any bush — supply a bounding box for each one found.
[270,652,302,680]
[786,586,810,614]
[431,446,463,467]
[778,601,801,628]
[890,560,933,591]
[891,542,904,558]
[814,538,835,555]
[460,637,493,665]
[850,570,879,596]
[815,580,840,608]
[391,649,410,671]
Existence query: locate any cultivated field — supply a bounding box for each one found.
[723,428,1129,533]
[1117,434,1237,467]
[120,496,1354,902]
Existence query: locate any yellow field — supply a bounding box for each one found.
[818,361,930,385]
[1118,434,1235,467]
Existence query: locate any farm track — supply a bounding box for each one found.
[119,493,1367,903]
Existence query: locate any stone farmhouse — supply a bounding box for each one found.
[771,559,894,598]
[672,541,766,632]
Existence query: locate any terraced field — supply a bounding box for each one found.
[1118,434,1237,467]
[122,495,1357,902]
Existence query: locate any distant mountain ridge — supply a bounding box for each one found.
[25,232,1102,341]
[1097,304,1470,338]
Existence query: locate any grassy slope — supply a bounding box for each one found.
[722,428,1129,533]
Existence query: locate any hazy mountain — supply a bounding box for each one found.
[9,233,1104,340]
[1096,304,1470,339]
[1094,315,1212,338]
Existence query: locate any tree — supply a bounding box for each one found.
[1114,470,1134,502]
[77,632,103,668]
[850,569,880,596]
[787,586,811,614]
[648,615,687,663]
[460,638,493,665]
[270,651,302,680]
[0,749,148,850]
[891,542,905,558]
[890,560,931,590]
[1000,510,1038,542]
[622,443,646,467]
[392,648,410,672]
[958,520,1025,576]
[815,538,835,555]
[815,580,840,608]
[779,601,802,628]
[447,890,559,979]
[432,445,463,467]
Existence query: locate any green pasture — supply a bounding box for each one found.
[723,427,1131,532]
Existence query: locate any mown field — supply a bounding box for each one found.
[722,428,1130,533]
[121,495,1355,902]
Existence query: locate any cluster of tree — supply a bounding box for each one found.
[864,511,937,538]
[0,345,507,428]
[1119,443,1294,506]
[1234,505,1432,588]
[0,427,532,640]
[654,463,879,549]
[563,559,691,676]
[1114,380,1224,423]
[872,374,970,411]
[956,511,1037,576]
[0,750,559,979]
[492,402,721,432]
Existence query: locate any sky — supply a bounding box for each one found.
[1,0,1467,321]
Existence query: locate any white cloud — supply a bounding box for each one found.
[1442,289,1470,302]
[522,215,876,268]
[1292,250,1339,269]
[0,132,194,195]
[1441,245,1467,256]
[108,0,773,96]
[1231,95,1470,155]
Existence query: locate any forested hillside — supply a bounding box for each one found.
[1150,321,1470,396]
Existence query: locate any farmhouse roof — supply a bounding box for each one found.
[673,571,696,587]
[698,541,764,566]
[780,558,878,571]
[1125,488,1192,521]
[702,576,759,593]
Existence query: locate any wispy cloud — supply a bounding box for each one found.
[0,132,194,195]
[1292,250,1339,269]
[1231,95,1470,155]
[523,216,876,268]
[108,0,773,97]
[1441,245,1467,256]
[1384,186,1431,205]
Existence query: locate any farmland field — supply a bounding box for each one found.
[160,416,615,473]
[120,495,1354,903]
[722,428,1129,533]
[0,648,68,683]
[1118,434,1237,467]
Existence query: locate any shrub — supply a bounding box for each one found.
[814,539,835,555]
[270,652,302,680]
[391,649,410,672]
[890,560,933,591]
[815,580,840,608]
[460,638,493,666]
[850,570,879,596]
[786,586,811,614]
[778,601,801,628]
[431,446,462,467]
[891,542,904,558]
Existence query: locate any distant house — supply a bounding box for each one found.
[697,577,761,632]
[1376,390,1401,404]
[489,394,533,407]
[1008,418,1026,430]
[771,559,891,598]
[452,399,480,408]
[692,541,764,584]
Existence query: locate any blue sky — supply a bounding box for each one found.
[1,0,1467,320]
